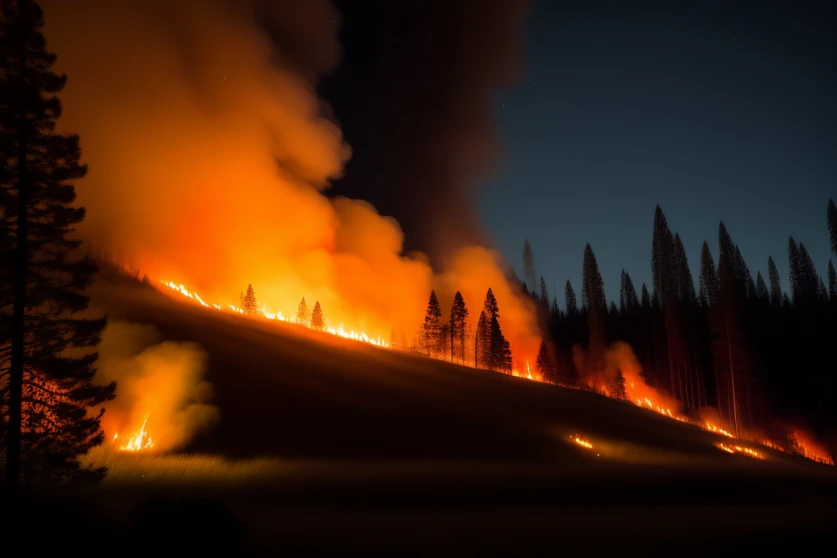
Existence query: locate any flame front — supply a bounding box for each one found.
[157,278,834,466]
[164,281,388,348]
[717,443,763,459]
[114,415,153,452]
[571,434,594,449]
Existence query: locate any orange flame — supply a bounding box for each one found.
[571,434,593,449]
[114,415,153,452]
[157,278,834,466]
[717,443,763,459]
[162,280,388,348]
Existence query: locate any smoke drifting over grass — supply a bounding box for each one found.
[41,0,540,364]
[96,321,219,452]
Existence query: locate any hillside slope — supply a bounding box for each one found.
[81,275,837,553]
[93,277,749,463]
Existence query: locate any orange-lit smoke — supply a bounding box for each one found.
[605,341,682,416]
[95,321,220,452]
[41,0,540,364]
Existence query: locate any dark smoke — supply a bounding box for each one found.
[321,0,532,264]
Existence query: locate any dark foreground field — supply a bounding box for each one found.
[10,276,837,555]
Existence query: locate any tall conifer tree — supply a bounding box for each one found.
[311,301,324,330]
[522,239,536,290]
[449,291,468,363]
[699,241,718,307]
[243,284,258,315]
[422,290,443,356]
[296,297,310,325]
[756,272,769,302]
[564,280,578,317]
[767,256,782,306]
[1,0,116,489]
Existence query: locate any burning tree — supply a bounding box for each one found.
[448,291,468,363]
[422,290,443,357]
[311,301,324,330]
[243,284,258,315]
[296,297,310,326]
[0,0,116,489]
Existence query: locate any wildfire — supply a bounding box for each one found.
[704,422,735,438]
[158,279,833,466]
[114,415,153,452]
[717,443,763,459]
[571,434,594,449]
[161,281,388,348]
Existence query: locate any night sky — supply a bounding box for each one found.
[326,0,835,305]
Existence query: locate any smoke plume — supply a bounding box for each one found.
[96,321,219,451]
[41,0,540,365]
[322,0,532,260]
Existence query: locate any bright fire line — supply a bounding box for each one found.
[157,279,833,466]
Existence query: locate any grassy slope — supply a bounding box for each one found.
[79,276,837,553]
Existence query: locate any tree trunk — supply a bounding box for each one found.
[7,122,29,494]
[724,309,739,437]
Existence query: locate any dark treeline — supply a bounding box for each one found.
[419,288,512,373]
[525,202,837,450]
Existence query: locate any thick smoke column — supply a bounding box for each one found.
[40,0,540,363]
[322,0,532,261]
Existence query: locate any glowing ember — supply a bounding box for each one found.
[717,443,763,459]
[571,434,593,449]
[115,416,153,452]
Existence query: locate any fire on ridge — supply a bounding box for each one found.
[150,277,833,466]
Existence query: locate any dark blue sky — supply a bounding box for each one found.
[480,1,836,305]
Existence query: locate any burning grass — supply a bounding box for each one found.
[717,443,763,459]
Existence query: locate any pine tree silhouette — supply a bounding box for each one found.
[673,233,697,303]
[828,260,836,302]
[699,241,717,307]
[475,310,491,369]
[582,244,607,359]
[490,316,512,372]
[243,284,258,316]
[756,272,769,302]
[536,340,557,383]
[311,301,324,330]
[565,280,578,317]
[611,370,628,400]
[296,297,311,325]
[767,256,782,306]
[652,206,674,305]
[422,290,443,357]
[523,239,536,289]
[828,199,837,256]
[483,287,499,322]
[640,283,651,309]
[622,272,639,311]
[1,0,116,489]
[818,278,829,303]
[448,291,469,363]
